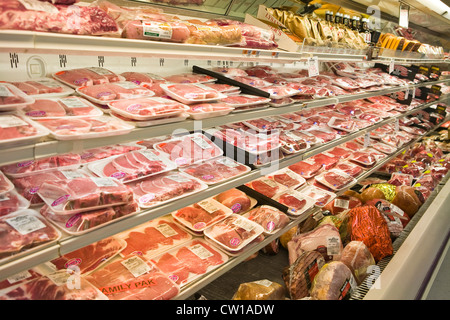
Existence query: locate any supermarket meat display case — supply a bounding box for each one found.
[0,0,449,301]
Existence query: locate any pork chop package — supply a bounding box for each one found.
[76,82,155,104]
[0,189,30,217]
[220,94,271,108]
[88,148,177,184]
[179,156,250,185]
[0,270,107,300]
[120,72,168,96]
[273,189,315,217]
[214,188,255,214]
[0,209,61,261]
[0,113,49,148]
[310,261,356,300]
[53,68,122,88]
[21,97,103,119]
[78,143,145,165]
[160,83,226,105]
[186,102,234,120]
[163,73,216,84]
[172,198,233,234]
[117,216,192,260]
[40,201,139,235]
[84,254,180,300]
[7,78,74,98]
[154,133,223,167]
[37,176,134,215]
[203,214,264,252]
[232,280,285,300]
[150,238,228,287]
[340,241,375,285]
[0,83,35,111]
[244,205,290,235]
[129,171,207,209]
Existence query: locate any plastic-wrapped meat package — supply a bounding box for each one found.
[273,189,315,216]
[187,102,234,120]
[325,147,353,160]
[327,117,357,132]
[173,198,232,233]
[184,23,243,46]
[333,161,364,178]
[245,177,287,199]
[340,241,376,285]
[279,132,309,154]
[310,153,340,170]
[180,156,250,185]
[8,78,68,96]
[244,205,290,235]
[349,150,377,167]
[79,144,144,165]
[48,237,126,274]
[231,76,271,88]
[310,261,356,300]
[203,214,264,252]
[37,176,134,215]
[297,185,336,208]
[0,270,107,300]
[322,195,362,215]
[84,254,180,300]
[288,159,323,180]
[287,130,322,146]
[259,85,298,99]
[0,269,42,291]
[121,19,190,42]
[209,67,248,77]
[286,82,316,97]
[314,169,356,191]
[77,82,154,103]
[154,133,223,167]
[0,209,60,261]
[163,73,215,84]
[387,172,414,187]
[22,97,102,119]
[53,68,121,88]
[160,83,223,104]
[305,129,338,143]
[120,72,167,96]
[233,280,285,300]
[0,114,47,146]
[35,118,91,136]
[0,189,30,217]
[220,94,271,107]
[0,171,14,194]
[40,201,139,235]
[214,188,253,214]
[242,118,283,132]
[265,168,306,189]
[364,199,408,238]
[150,239,228,287]
[200,83,240,94]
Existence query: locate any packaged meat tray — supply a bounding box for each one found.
[264,168,306,189]
[209,67,248,77]
[285,130,323,146]
[279,132,310,154]
[150,238,228,287]
[272,190,315,216]
[34,115,134,140]
[0,270,107,300]
[242,117,283,133]
[0,113,49,148]
[172,198,233,234]
[231,76,271,88]
[214,188,256,214]
[76,82,154,104]
[40,201,140,236]
[243,205,290,235]
[220,94,271,107]
[1,153,81,178]
[0,83,35,111]
[203,214,264,252]
[116,216,192,260]
[259,85,298,99]
[53,68,122,88]
[327,117,357,133]
[232,103,269,113]
[160,83,225,105]
[84,254,180,300]
[22,96,103,119]
[0,171,14,195]
[79,143,145,165]
[0,189,30,217]
[7,78,74,98]
[325,146,353,160]
[288,159,324,180]
[201,83,240,94]
[371,142,397,154]
[12,169,91,206]
[334,161,365,178]
[154,133,223,167]
[245,177,288,199]
[110,111,188,128]
[0,209,61,262]
[88,149,177,184]
[348,150,377,167]
[107,97,189,121]
[120,72,167,86]
[314,169,357,191]
[298,185,337,207]
[37,177,134,215]
[186,102,234,120]
[48,237,127,275]
[163,73,215,84]
[179,156,250,185]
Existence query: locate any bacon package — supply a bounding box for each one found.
[76,82,154,104]
[0,114,48,147]
[160,83,225,104]
[22,97,103,119]
[53,68,122,88]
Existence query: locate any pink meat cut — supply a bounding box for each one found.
[319,171,354,189]
[247,179,281,198]
[278,193,307,211]
[288,161,323,179]
[24,99,66,117]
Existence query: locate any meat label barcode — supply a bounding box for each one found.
[121,256,151,278]
[156,223,178,238]
[188,243,214,260]
[6,214,47,235]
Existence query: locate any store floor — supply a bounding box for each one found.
[422,235,450,300]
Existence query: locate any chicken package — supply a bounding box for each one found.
[179,156,250,185]
[150,238,228,287]
[160,83,225,104]
[0,114,48,148]
[53,67,121,88]
[129,171,207,209]
[122,20,191,43]
[232,280,285,300]
[340,241,375,285]
[282,250,325,300]
[48,237,127,274]
[322,195,362,215]
[244,205,290,235]
[0,270,107,300]
[310,261,356,300]
[0,189,30,217]
[40,201,139,235]
[154,133,223,167]
[77,82,154,104]
[172,198,233,233]
[22,97,103,119]
[84,254,180,300]
[37,176,134,215]
[347,205,393,262]
[204,214,264,252]
[88,148,177,184]
[287,224,343,265]
[214,188,254,214]
[107,97,189,121]
[0,83,33,111]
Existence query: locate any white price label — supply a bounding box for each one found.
[121,256,151,278]
[6,214,46,235]
[308,57,319,77]
[389,60,395,74]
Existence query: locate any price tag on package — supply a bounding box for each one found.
[308,57,319,77]
[389,59,395,74]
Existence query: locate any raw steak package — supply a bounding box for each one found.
[53,68,122,88]
[40,201,140,235]
[245,177,287,199]
[298,185,337,207]
[107,97,189,121]
[7,78,74,98]
[0,113,49,148]
[0,209,61,261]
[117,216,192,259]
[0,171,14,195]
[154,133,223,167]
[272,189,315,217]
[265,168,306,189]
[34,115,134,140]
[0,83,35,111]
[48,237,127,274]
[244,205,290,235]
[0,270,107,300]
[160,83,226,104]
[88,149,177,184]
[151,238,228,287]
[37,176,134,215]
[203,214,264,252]
[76,82,154,104]
[79,143,145,165]
[310,261,356,300]
[172,198,233,234]
[333,161,364,178]
[340,241,375,285]
[232,280,285,300]
[129,171,207,209]
[220,94,271,107]
[1,153,81,178]
[186,102,234,120]
[314,169,357,191]
[201,83,240,94]
[179,156,250,185]
[84,254,180,300]
[0,189,30,217]
[288,159,324,180]
[110,111,189,128]
[163,73,215,84]
[22,97,103,119]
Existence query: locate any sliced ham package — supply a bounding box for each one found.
[0,113,49,148]
[22,96,103,119]
[0,83,35,111]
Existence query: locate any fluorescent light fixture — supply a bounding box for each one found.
[415,0,450,20]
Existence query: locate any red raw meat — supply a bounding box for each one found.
[79,82,152,101]
[278,192,307,211]
[272,171,303,188]
[164,83,219,101]
[24,99,66,117]
[246,178,283,198]
[181,157,248,184]
[215,188,252,214]
[317,170,354,190]
[334,161,364,178]
[246,206,289,233]
[0,115,37,140]
[0,269,41,291]
[121,72,167,86]
[9,82,39,95]
[0,172,12,194]
[79,144,142,164]
[288,161,323,179]
[310,153,339,170]
[306,130,337,142]
[175,200,227,230]
[1,153,80,176]
[163,73,214,84]
[153,252,190,284]
[0,191,22,217]
[36,118,92,135]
